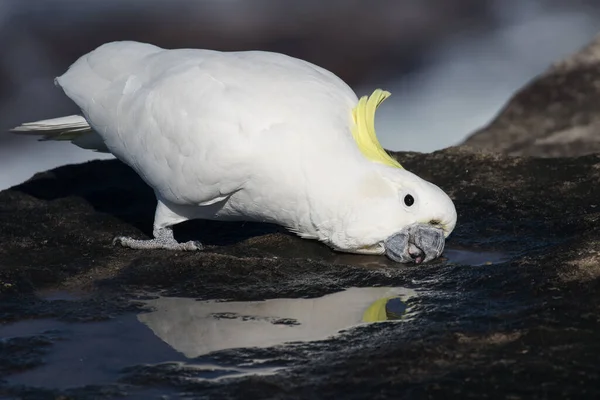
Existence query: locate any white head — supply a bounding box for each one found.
[378,166,457,237]
[333,165,457,261]
[335,89,457,263]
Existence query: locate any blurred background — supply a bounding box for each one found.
[1,0,599,190]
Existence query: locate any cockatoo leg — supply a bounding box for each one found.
[112,196,203,251]
[112,227,203,251]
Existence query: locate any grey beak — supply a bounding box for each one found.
[384,223,445,264]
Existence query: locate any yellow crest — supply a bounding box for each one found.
[351,89,402,169]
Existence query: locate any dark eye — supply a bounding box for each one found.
[404,194,414,207]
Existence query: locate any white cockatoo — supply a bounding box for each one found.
[11,41,457,263]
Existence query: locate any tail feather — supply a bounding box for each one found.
[10,115,110,153]
[11,115,91,138]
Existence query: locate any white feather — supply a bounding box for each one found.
[11,115,109,153]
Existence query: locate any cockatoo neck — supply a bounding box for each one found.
[290,158,400,246]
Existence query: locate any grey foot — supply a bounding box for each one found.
[112,227,203,251]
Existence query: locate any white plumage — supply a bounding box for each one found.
[12,41,457,263]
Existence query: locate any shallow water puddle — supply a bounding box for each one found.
[34,288,89,301]
[0,314,188,389]
[444,248,511,266]
[324,248,511,267]
[0,286,414,389]
[137,286,415,358]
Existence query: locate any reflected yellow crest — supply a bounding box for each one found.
[362,296,406,322]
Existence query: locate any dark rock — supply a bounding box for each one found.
[0,335,53,374]
[461,34,600,157]
[1,145,600,399]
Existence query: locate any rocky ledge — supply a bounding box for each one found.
[2,37,600,400]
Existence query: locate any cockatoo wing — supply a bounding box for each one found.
[55,41,360,207]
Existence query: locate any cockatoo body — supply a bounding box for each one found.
[12,41,457,263]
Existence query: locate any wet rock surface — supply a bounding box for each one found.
[462,34,600,157]
[1,145,600,399]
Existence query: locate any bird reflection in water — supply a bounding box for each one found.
[136,286,415,359]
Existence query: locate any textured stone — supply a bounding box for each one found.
[1,147,600,399]
[462,34,600,157]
